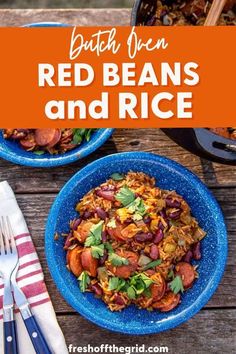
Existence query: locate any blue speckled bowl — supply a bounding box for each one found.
[45,152,227,334]
[0,129,114,167]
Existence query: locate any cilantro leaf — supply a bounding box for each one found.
[108,277,127,291]
[142,259,162,271]
[84,221,104,247]
[169,275,184,294]
[115,186,135,206]
[127,286,136,299]
[129,273,153,296]
[110,173,124,181]
[78,271,90,292]
[104,242,114,254]
[127,197,146,216]
[109,253,129,266]
[108,277,120,291]
[33,150,45,155]
[91,244,104,259]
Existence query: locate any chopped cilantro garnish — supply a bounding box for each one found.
[84,221,104,247]
[78,271,90,292]
[115,186,135,206]
[169,275,184,294]
[127,286,136,299]
[108,253,129,266]
[104,242,114,254]
[91,244,104,259]
[127,197,146,216]
[33,150,45,155]
[108,277,127,292]
[142,259,162,271]
[110,173,124,181]
[129,273,153,297]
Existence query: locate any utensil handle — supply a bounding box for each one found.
[4,320,18,354]
[23,315,52,354]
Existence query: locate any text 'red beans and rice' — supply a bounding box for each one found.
[63,172,206,312]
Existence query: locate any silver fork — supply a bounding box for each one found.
[0,216,18,354]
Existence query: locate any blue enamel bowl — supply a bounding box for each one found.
[0,129,114,167]
[45,152,227,334]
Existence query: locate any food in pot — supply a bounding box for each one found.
[143,0,236,26]
[209,128,236,140]
[3,128,95,155]
[63,172,206,312]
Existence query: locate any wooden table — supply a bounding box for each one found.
[0,9,235,354]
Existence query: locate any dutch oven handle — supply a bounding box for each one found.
[194,128,236,161]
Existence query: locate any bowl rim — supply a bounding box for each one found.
[45,151,227,334]
[0,129,114,167]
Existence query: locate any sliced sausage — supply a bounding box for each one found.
[153,292,180,312]
[67,246,83,277]
[35,129,61,147]
[107,222,126,242]
[19,133,36,150]
[175,262,195,289]
[73,221,94,243]
[150,275,166,302]
[107,250,138,279]
[81,248,98,277]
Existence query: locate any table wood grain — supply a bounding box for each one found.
[0,9,235,354]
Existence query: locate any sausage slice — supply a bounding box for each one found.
[153,292,180,312]
[67,246,83,277]
[107,250,138,279]
[19,133,36,150]
[175,262,195,289]
[81,248,98,277]
[35,129,61,147]
[150,275,166,302]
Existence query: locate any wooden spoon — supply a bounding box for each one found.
[204,0,228,26]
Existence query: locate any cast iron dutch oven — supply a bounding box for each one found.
[131,1,236,165]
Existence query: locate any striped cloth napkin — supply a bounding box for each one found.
[0,181,68,354]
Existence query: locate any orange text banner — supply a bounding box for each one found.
[0,26,235,128]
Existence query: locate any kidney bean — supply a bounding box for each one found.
[64,233,73,249]
[150,245,159,260]
[96,207,107,220]
[90,283,103,296]
[192,242,201,260]
[135,232,153,242]
[183,250,193,263]
[168,210,182,220]
[114,294,125,306]
[166,198,181,209]
[154,229,164,244]
[99,249,108,266]
[143,216,151,225]
[96,189,115,201]
[101,231,108,243]
[81,211,93,220]
[158,221,165,231]
[72,218,82,230]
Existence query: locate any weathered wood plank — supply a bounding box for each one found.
[14,187,236,311]
[57,310,236,354]
[1,130,236,192]
[0,9,131,26]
